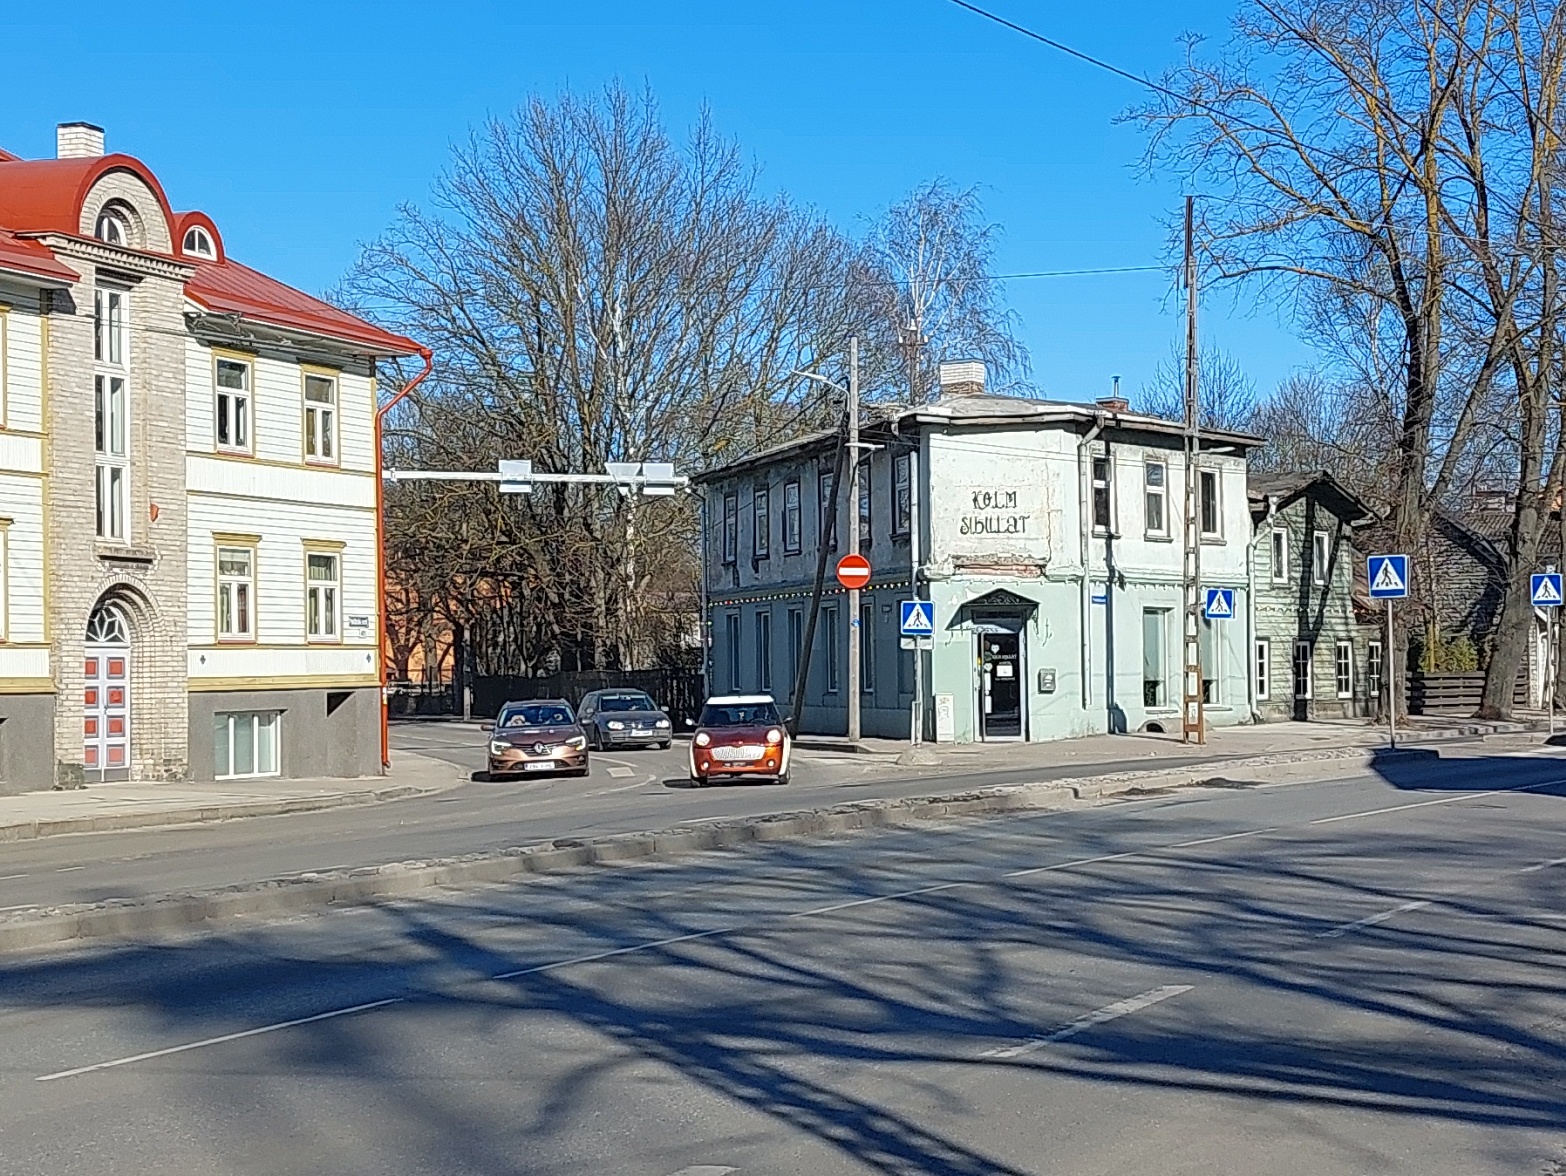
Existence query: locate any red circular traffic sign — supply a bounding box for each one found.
[835,554,872,590]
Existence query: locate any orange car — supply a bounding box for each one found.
[689,694,791,786]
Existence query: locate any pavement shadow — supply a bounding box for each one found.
[1368,746,1566,796]
[4,752,1566,1172]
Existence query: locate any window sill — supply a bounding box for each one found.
[305,458,341,470]
[306,637,343,646]
[215,446,255,459]
[216,636,257,646]
[1145,533,1174,543]
[1200,535,1226,545]
[96,543,155,565]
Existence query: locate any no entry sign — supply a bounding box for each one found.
[835,554,872,590]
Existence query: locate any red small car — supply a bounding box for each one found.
[689,694,791,786]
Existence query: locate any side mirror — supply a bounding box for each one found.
[480,722,494,733]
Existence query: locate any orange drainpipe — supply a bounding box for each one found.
[375,345,434,771]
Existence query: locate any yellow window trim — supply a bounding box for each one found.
[186,450,375,477]
[213,537,259,645]
[0,676,53,695]
[213,531,261,545]
[301,538,347,551]
[188,673,380,693]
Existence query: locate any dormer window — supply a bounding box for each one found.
[183,226,215,259]
[95,209,128,246]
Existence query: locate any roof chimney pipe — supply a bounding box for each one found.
[937,360,986,398]
[57,122,104,159]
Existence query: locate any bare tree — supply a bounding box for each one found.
[343,83,871,673]
[1137,344,1258,431]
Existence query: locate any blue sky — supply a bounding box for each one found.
[0,0,1314,404]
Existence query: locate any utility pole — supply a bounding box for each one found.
[1181,195,1206,745]
[900,319,927,743]
[846,336,862,742]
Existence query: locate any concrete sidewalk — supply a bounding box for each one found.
[0,751,466,842]
[796,715,1542,768]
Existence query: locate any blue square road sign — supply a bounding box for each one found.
[1368,554,1410,599]
[1202,587,1235,621]
[1532,572,1563,608]
[899,600,935,637]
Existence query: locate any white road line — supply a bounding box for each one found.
[1311,778,1566,825]
[1315,900,1432,939]
[0,873,27,881]
[489,928,735,981]
[665,1167,738,1176]
[0,904,39,913]
[980,984,1194,1059]
[1519,856,1566,874]
[55,866,85,873]
[1171,828,1274,848]
[35,998,404,1082]
[787,882,963,918]
[1003,850,1141,878]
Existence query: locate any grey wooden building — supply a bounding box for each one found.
[1248,471,1377,721]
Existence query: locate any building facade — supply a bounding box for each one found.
[697,365,1263,743]
[0,124,420,794]
[1248,471,1377,722]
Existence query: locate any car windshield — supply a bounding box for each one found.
[700,702,782,728]
[599,693,656,713]
[500,704,573,728]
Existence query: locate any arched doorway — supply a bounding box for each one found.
[85,602,132,780]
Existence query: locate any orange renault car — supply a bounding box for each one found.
[483,699,590,778]
[689,694,791,786]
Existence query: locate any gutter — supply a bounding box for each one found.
[1077,412,1107,712]
[375,345,436,771]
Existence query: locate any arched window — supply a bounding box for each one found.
[95,209,128,246]
[86,602,129,645]
[182,226,215,258]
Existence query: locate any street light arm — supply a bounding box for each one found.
[790,368,848,397]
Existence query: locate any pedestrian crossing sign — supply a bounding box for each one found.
[1367,554,1410,599]
[1532,572,1563,608]
[1203,587,1235,620]
[899,600,934,637]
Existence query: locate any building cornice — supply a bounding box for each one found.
[17,232,195,282]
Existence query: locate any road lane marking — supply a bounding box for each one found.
[980,984,1194,1059]
[1311,778,1566,825]
[55,866,85,873]
[0,873,26,881]
[1315,900,1432,939]
[665,1167,737,1176]
[1004,851,1141,878]
[787,882,963,918]
[489,928,736,981]
[36,998,404,1082]
[1171,828,1274,848]
[1519,856,1566,873]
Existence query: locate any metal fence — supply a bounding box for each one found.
[472,668,708,726]
[386,681,458,717]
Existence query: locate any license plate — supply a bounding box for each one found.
[713,745,764,762]
[523,761,555,772]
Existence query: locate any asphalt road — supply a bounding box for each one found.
[0,722,1243,914]
[3,747,1566,1174]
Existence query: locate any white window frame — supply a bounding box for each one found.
[1091,454,1114,534]
[1255,638,1270,701]
[1313,530,1331,586]
[721,492,738,564]
[1142,607,1172,708]
[214,356,252,454]
[0,519,9,643]
[1293,639,1314,701]
[95,209,128,246]
[94,287,129,543]
[216,544,256,642]
[183,226,216,258]
[303,372,339,465]
[305,550,341,642]
[1335,640,1354,699]
[1200,617,1222,704]
[1199,468,1222,539]
[782,480,802,554]
[214,711,280,780]
[1367,640,1384,701]
[0,307,9,429]
[752,487,770,559]
[1143,459,1168,537]
[1271,529,1289,583]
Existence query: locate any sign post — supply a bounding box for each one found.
[1531,570,1562,736]
[1368,554,1410,749]
[900,600,935,745]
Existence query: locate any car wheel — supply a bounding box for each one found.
[775,773,790,786]
[688,775,703,788]
[659,741,672,750]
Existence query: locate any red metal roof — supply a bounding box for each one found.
[0,229,78,282]
[186,258,418,355]
[0,151,419,355]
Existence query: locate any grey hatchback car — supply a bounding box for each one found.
[577,689,674,750]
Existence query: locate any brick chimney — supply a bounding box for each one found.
[938,360,986,398]
[57,122,104,159]
[1095,395,1130,413]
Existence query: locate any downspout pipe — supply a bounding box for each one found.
[376,345,435,771]
[1246,494,1277,724]
[1077,413,1107,714]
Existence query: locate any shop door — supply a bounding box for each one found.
[978,630,1024,739]
[84,604,131,781]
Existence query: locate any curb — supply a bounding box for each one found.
[0,775,464,844]
[0,740,1443,954]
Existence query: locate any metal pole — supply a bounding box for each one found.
[911,445,923,746]
[1387,597,1397,750]
[847,337,861,743]
[1549,610,1557,739]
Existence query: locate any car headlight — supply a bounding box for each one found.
[695,732,711,747]
[656,718,671,728]
[766,728,784,744]
[489,741,509,755]
[567,736,587,749]
[607,720,626,730]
